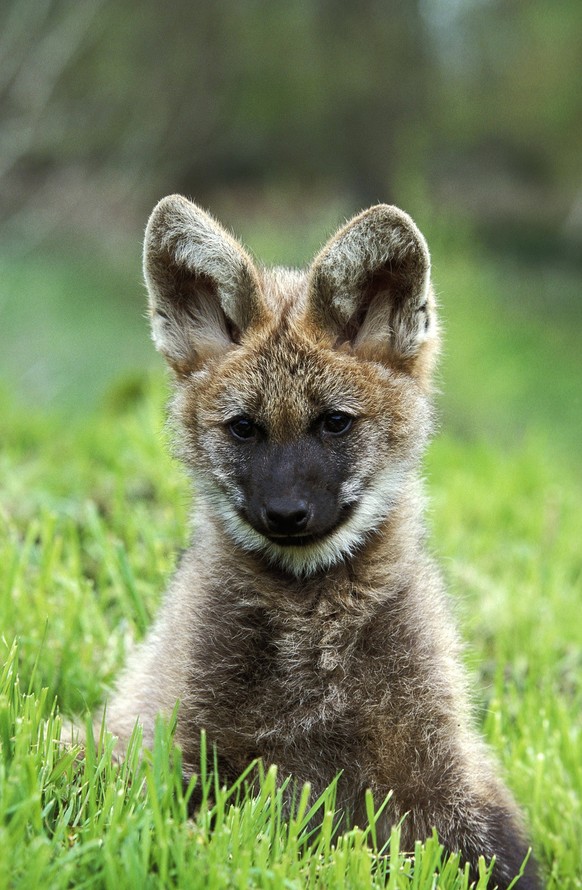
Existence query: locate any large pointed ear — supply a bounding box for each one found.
[143,194,266,375]
[307,205,438,382]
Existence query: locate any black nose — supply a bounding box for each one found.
[263,499,311,536]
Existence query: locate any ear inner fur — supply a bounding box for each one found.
[307,205,438,380]
[144,194,266,373]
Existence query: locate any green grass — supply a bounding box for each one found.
[0,227,581,887]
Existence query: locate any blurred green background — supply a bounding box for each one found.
[0,0,580,458]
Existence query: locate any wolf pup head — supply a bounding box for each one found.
[144,196,439,576]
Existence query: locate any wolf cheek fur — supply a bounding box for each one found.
[105,196,541,888]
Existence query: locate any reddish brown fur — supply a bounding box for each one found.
[105,196,541,888]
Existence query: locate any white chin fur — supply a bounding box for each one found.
[204,466,404,578]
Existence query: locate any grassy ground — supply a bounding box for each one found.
[0,221,580,887]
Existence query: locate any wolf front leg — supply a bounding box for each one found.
[406,796,541,889]
[368,780,541,889]
[444,800,541,889]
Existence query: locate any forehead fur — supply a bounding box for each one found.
[192,300,413,445]
[258,266,308,320]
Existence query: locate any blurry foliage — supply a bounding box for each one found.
[0,0,580,256]
[423,0,582,255]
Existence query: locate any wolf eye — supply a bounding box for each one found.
[228,416,257,441]
[321,411,353,436]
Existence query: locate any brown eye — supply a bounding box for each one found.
[229,416,257,441]
[321,411,353,436]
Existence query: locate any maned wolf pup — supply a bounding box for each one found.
[106,195,540,887]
